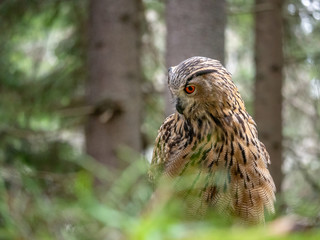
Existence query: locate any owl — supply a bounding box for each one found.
[150,56,275,224]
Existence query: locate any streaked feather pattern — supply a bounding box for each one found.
[150,56,275,224]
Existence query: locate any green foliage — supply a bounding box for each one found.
[282,0,320,221]
[0,0,319,238]
[2,151,320,239]
[0,0,87,170]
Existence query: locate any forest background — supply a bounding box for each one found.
[0,0,319,239]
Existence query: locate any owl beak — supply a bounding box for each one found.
[176,98,184,114]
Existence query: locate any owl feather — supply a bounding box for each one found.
[150,56,276,224]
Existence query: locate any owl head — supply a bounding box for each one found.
[168,56,239,119]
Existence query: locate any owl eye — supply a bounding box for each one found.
[185,85,195,94]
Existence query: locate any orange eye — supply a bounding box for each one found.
[185,85,195,94]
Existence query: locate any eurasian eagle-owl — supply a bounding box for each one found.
[150,56,275,224]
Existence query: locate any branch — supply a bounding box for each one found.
[296,161,320,193]
[58,98,123,124]
[286,146,320,193]
[228,3,274,16]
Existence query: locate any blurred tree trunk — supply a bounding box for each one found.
[165,0,226,115]
[254,0,284,192]
[86,0,143,170]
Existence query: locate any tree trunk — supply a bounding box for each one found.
[165,0,226,115]
[86,0,143,170]
[254,0,284,192]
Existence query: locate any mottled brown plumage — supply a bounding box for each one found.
[150,56,275,224]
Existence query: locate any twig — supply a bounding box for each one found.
[228,3,275,16]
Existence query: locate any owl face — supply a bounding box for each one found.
[168,56,232,119]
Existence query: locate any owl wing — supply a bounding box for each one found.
[147,114,181,211]
[248,115,271,165]
[150,113,191,182]
[149,114,176,182]
[227,118,275,223]
[203,114,275,224]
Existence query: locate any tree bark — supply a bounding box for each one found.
[165,0,226,115]
[254,0,284,192]
[86,0,143,170]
